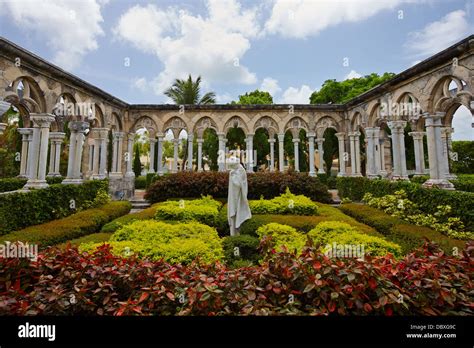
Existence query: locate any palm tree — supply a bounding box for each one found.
[164,75,216,104]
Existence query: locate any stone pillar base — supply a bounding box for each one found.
[23,180,49,189]
[109,175,135,200]
[391,175,409,181]
[62,178,84,185]
[378,170,388,178]
[367,174,380,179]
[46,173,61,178]
[422,179,455,190]
[17,174,29,179]
[350,173,363,177]
[309,171,316,177]
[337,172,347,177]
[92,174,107,180]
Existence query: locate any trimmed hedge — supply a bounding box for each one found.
[308,221,402,257]
[336,177,474,231]
[84,220,224,265]
[134,176,147,189]
[101,204,159,233]
[154,196,222,226]
[0,176,64,193]
[235,203,382,238]
[0,201,131,247]
[145,172,331,203]
[451,174,474,193]
[60,232,112,247]
[339,203,466,254]
[222,234,261,267]
[0,179,109,235]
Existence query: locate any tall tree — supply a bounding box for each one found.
[232,90,274,168]
[310,73,395,104]
[164,75,216,105]
[133,145,141,177]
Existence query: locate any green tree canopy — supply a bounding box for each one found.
[231,90,274,167]
[164,75,216,105]
[310,73,395,104]
[232,90,273,105]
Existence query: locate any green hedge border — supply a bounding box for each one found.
[0,179,109,235]
[336,177,474,231]
[339,203,466,254]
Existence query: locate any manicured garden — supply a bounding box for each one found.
[0,173,472,316]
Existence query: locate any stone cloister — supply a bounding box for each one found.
[0,35,473,197]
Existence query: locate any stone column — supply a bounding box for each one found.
[47,132,65,177]
[335,132,346,177]
[388,121,408,180]
[373,128,381,175]
[90,130,100,178]
[292,138,300,172]
[246,133,254,173]
[125,132,135,177]
[197,138,204,172]
[307,133,315,176]
[365,128,378,178]
[187,134,194,171]
[98,130,108,178]
[278,133,285,172]
[268,138,275,172]
[17,128,33,178]
[89,128,108,180]
[149,138,156,174]
[409,131,426,176]
[379,138,388,177]
[110,132,124,177]
[217,133,226,172]
[63,121,89,184]
[349,132,356,176]
[23,114,56,189]
[157,135,164,175]
[354,132,361,176]
[316,137,325,175]
[422,113,454,189]
[441,127,456,179]
[172,138,179,173]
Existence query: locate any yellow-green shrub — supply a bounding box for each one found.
[154,196,222,226]
[308,221,402,257]
[81,220,223,264]
[256,223,306,253]
[249,188,318,215]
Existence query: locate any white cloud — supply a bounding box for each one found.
[2,0,106,70]
[278,85,313,104]
[260,77,282,96]
[405,10,471,57]
[344,70,362,80]
[132,77,149,92]
[114,0,260,98]
[264,0,419,39]
[216,93,233,104]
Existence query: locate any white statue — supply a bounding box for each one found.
[227,156,251,236]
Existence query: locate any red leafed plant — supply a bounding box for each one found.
[0,241,472,316]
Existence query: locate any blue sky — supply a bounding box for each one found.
[0,0,473,139]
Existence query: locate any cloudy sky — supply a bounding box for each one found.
[0,0,472,139]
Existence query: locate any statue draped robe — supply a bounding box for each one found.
[227,164,252,235]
